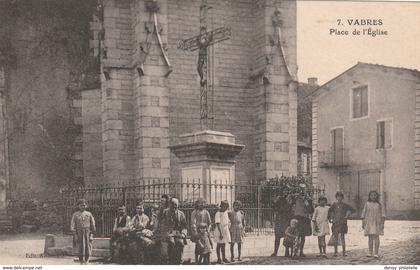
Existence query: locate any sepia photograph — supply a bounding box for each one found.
[0,0,419,268]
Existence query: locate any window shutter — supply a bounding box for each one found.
[302,153,307,174]
[353,89,361,118]
[385,120,392,148]
[361,86,368,117]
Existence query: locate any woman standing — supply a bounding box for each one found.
[271,195,292,257]
[292,186,314,257]
[361,190,386,258]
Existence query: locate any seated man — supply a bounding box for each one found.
[109,205,131,262]
[129,203,152,263]
[158,198,187,265]
[130,203,150,231]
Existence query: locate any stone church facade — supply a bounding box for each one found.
[87,0,298,186]
[0,0,297,199]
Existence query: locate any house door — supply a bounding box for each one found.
[339,169,381,217]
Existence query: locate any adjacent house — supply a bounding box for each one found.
[312,62,420,218]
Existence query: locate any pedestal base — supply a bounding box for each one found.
[170,130,244,204]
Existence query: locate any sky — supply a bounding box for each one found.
[297,1,420,85]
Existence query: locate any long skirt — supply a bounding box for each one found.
[294,215,312,237]
[75,228,93,262]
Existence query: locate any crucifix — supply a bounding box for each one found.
[178,0,231,130]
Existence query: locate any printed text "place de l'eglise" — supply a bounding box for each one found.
[330,19,388,37]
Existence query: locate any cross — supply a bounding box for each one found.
[178,0,231,130]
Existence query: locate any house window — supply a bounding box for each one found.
[377,119,392,149]
[331,127,344,165]
[352,86,368,119]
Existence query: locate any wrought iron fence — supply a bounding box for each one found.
[61,178,325,237]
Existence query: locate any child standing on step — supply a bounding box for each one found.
[361,190,386,258]
[312,196,330,257]
[229,200,245,262]
[214,200,231,264]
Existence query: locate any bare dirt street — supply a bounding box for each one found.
[236,236,420,265]
[0,220,419,265]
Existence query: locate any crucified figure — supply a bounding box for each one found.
[197,27,213,87]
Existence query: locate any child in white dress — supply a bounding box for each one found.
[214,200,231,264]
[312,196,330,257]
[361,190,386,258]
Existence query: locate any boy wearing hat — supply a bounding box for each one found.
[70,199,96,264]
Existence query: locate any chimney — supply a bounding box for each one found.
[308,77,318,86]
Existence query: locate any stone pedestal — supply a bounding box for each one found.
[170,130,244,204]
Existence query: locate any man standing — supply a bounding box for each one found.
[158,194,171,221]
[109,205,131,262]
[70,199,96,265]
[158,198,187,264]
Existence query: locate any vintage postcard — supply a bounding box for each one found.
[0,0,419,269]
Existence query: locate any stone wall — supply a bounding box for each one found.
[252,0,298,180]
[0,69,7,182]
[0,1,96,198]
[82,89,103,186]
[167,0,256,183]
[89,0,298,186]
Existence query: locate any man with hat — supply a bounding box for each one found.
[109,205,131,263]
[158,197,187,264]
[70,199,96,264]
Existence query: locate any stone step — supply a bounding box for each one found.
[93,248,110,258]
[92,238,110,249]
[0,212,13,230]
[46,246,110,258]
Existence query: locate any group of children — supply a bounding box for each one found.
[279,190,386,259]
[70,189,386,264]
[191,199,245,264]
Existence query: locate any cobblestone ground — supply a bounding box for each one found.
[0,220,419,265]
